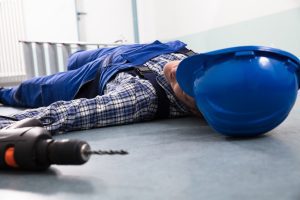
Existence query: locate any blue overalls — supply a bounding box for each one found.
[0,40,187,108]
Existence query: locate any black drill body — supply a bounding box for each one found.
[0,118,90,170]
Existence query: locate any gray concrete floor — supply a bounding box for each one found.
[0,97,300,200]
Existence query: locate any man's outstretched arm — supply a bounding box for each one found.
[0,73,157,134]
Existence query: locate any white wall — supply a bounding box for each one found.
[22,0,135,43]
[22,0,78,41]
[18,0,300,43]
[77,0,134,43]
[137,0,300,42]
[135,1,156,43]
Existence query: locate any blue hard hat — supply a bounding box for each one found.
[177,46,300,137]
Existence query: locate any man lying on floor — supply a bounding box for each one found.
[0,40,200,134]
[1,40,299,137]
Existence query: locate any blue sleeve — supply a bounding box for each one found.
[67,47,118,71]
[66,43,144,71]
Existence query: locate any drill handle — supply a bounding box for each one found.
[0,125,52,170]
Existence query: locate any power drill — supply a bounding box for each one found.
[0,118,127,171]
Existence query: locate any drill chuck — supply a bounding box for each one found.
[46,140,91,165]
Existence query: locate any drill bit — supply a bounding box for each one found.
[86,149,128,155]
[80,143,128,157]
[77,144,128,164]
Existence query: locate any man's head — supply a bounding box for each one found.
[163,61,200,116]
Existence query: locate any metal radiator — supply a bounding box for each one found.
[0,0,26,86]
[19,41,120,78]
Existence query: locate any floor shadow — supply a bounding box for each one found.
[0,167,98,195]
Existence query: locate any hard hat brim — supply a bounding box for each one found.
[177,46,300,97]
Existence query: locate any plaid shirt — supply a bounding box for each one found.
[0,53,190,134]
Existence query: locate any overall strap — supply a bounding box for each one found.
[176,47,197,57]
[128,66,170,119]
